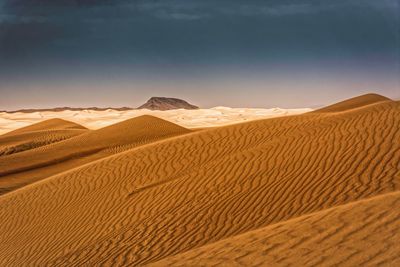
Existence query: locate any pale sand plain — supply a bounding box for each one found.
[0,106,312,135]
[0,94,399,266]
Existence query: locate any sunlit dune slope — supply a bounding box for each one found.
[315,93,391,113]
[3,118,87,136]
[153,191,400,267]
[0,95,398,266]
[0,115,191,194]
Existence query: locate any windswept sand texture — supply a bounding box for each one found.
[0,94,399,266]
[153,191,400,266]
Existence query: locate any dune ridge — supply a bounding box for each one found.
[0,95,398,266]
[315,93,391,113]
[3,118,87,136]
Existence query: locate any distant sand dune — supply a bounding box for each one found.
[3,118,87,136]
[0,95,398,266]
[0,106,312,134]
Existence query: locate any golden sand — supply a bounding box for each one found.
[0,94,398,266]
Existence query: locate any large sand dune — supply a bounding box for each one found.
[0,94,399,266]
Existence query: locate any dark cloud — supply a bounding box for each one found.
[0,0,399,78]
[3,0,397,20]
[4,0,115,8]
[0,0,398,109]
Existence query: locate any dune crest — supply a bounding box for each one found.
[315,93,391,113]
[0,96,398,266]
[3,118,87,136]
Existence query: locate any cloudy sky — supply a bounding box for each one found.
[0,0,399,109]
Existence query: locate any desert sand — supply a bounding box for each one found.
[0,106,312,135]
[0,93,399,266]
[0,116,191,195]
[153,191,400,266]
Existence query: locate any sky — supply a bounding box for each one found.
[0,0,399,109]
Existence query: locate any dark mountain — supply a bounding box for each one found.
[138,97,199,110]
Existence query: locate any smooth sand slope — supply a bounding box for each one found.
[0,94,399,266]
[0,115,191,195]
[153,191,400,266]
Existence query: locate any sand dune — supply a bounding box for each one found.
[3,118,87,136]
[0,115,191,194]
[153,191,400,266]
[0,94,398,266]
[0,119,87,156]
[315,93,390,113]
[0,119,86,162]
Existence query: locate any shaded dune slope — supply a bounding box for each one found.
[0,98,398,265]
[315,93,391,113]
[0,115,191,194]
[153,191,400,267]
